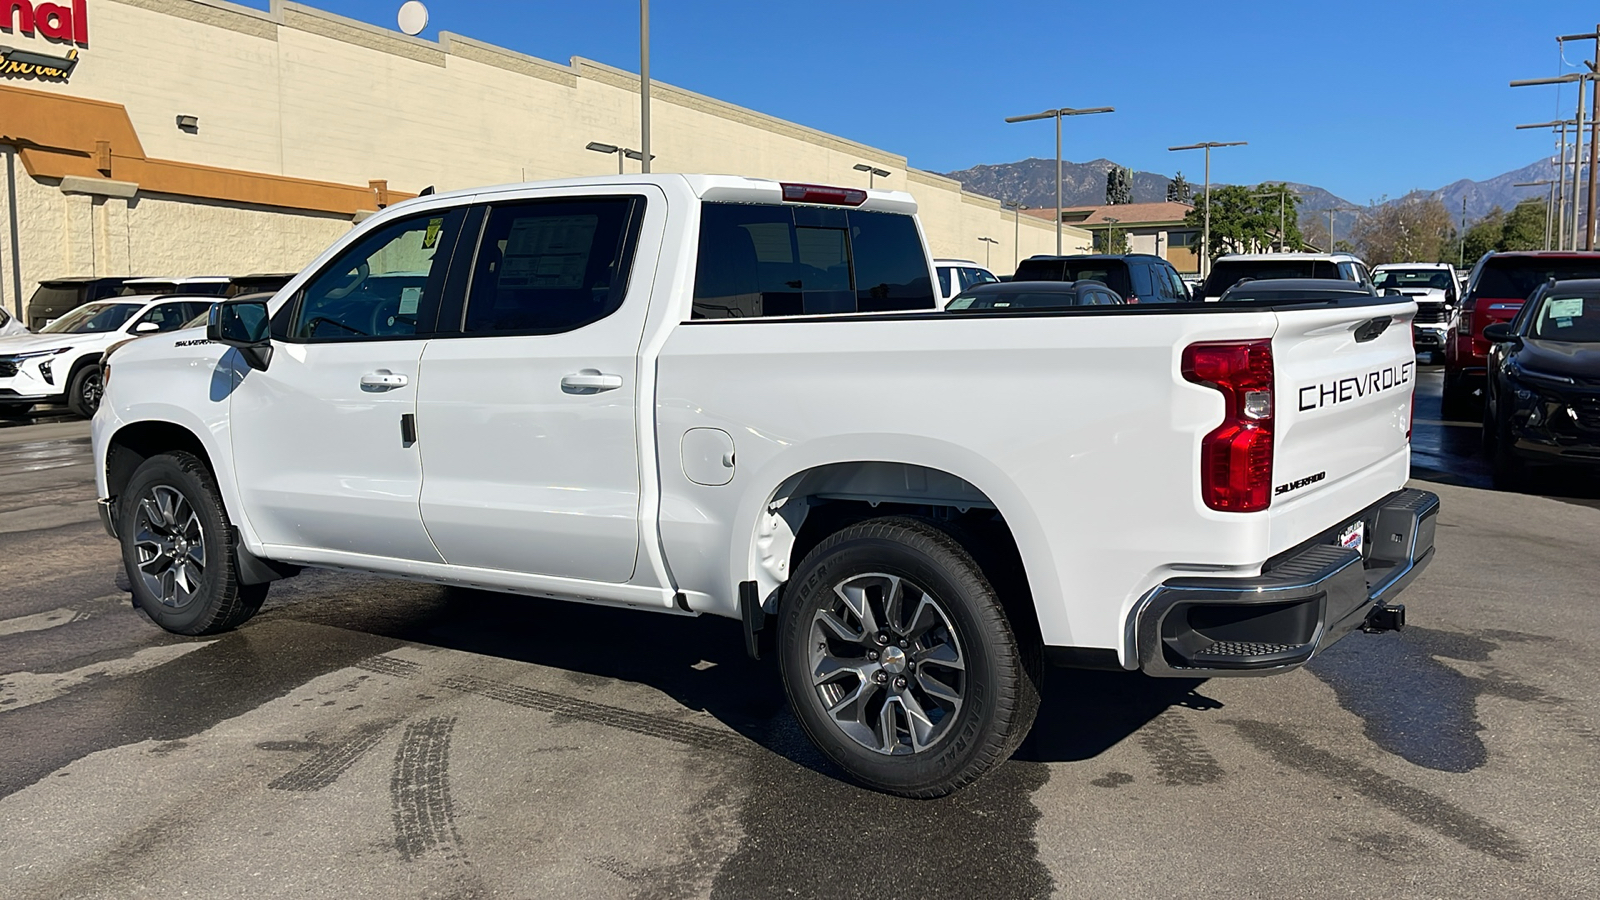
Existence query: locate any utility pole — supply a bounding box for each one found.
[1325,206,1360,253]
[1253,186,1292,251]
[1516,119,1576,248]
[1170,141,1248,278]
[1562,29,1600,248]
[1006,106,1115,255]
[1511,67,1598,249]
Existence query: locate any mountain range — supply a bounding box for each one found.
[940,157,1561,234]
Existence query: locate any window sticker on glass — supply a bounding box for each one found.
[421,217,444,250]
[500,215,598,288]
[1549,298,1585,319]
[399,286,422,315]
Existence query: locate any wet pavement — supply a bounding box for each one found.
[2,371,1598,899]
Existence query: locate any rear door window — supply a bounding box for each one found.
[460,197,643,334]
[693,204,934,317]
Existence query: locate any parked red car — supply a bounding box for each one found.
[1443,251,1600,417]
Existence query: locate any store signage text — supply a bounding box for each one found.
[1,44,77,80]
[0,0,89,47]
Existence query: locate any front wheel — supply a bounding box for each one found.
[66,364,103,418]
[118,451,267,635]
[777,517,1040,798]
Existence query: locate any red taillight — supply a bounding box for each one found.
[780,183,867,206]
[1183,340,1275,512]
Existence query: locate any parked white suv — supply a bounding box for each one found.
[93,175,1436,797]
[0,296,215,417]
[933,258,999,306]
[1372,262,1460,361]
[1193,252,1373,302]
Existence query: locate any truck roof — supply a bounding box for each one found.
[384,174,919,216]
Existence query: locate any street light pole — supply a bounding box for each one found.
[1004,201,1027,271]
[639,0,651,173]
[1006,105,1114,255]
[978,236,998,268]
[852,163,891,188]
[1169,141,1247,279]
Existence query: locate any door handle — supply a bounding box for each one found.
[360,370,409,391]
[561,370,624,394]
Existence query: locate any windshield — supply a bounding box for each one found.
[1203,260,1341,296]
[1531,294,1600,342]
[1374,269,1452,291]
[38,303,140,334]
[1474,258,1600,302]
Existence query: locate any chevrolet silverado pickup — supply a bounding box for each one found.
[92,175,1437,797]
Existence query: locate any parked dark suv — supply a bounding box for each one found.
[1480,278,1600,488]
[1011,253,1190,303]
[25,277,127,331]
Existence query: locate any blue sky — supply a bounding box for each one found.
[252,0,1599,202]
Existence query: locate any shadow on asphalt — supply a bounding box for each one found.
[260,579,1208,773]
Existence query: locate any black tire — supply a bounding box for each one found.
[118,451,267,635]
[65,363,103,418]
[777,516,1040,798]
[1440,373,1475,421]
[1489,414,1529,492]
[0,403,32,418]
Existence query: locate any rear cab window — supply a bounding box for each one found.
[692,203,935,318]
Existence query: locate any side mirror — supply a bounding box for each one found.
[208,298,273,371]
[1482,322,1518,344]
[133,321,161,334]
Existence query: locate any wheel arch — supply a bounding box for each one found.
[103,418,250,542]
[731,442,1062,648]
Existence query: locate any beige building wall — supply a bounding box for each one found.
[1,0,1085,310]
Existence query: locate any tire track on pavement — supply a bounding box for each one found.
[391,715,464,862]
[269,718,398,792]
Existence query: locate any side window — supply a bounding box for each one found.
[848,210,935,313]
[1355,263,1372,285]
[292,209,464,341]
[937,267,953,298]
[463,197,642,334]
[1149,266,1173,301]
[135,302,200,333]
[1166,267,1188,301]
[692,204,934,318]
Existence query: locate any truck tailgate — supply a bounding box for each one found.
[1268,300,1417,553]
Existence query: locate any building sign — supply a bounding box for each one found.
[2,0,87,81]
[1,44,77,80]
[0,0,89,46]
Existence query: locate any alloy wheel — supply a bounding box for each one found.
[809,572,966,755]
[132,485,207,609]
[80,369,103,413]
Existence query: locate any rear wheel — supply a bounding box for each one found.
[118,451,267,635]
[66,364,103,418]
[777,517,1039,798]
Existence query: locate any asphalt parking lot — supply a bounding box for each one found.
[2,366,1597,900]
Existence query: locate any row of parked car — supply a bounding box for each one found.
[0,273,294,419]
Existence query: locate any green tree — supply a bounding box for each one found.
[1093,225,1130,254]
[1500,199,1547,251]
[1461,206,1505,265]
[1167,172,1192,203]
[1182,183,1303,263]
[1106,166,1132,205]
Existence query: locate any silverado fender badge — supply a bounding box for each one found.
[174,338,214,347]
[1274,471,1326,496]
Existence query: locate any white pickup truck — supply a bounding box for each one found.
[92,175,1437,797]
